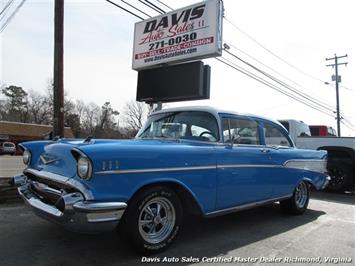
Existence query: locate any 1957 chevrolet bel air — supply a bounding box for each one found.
[13,106,330,253]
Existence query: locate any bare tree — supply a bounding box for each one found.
[123,100,149,135]
[27,90,52,124]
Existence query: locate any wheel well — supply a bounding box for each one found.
[318,146,355,166]
[129,181,203,216]
[304,180,316,190]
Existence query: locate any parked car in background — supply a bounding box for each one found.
[279,119,355,192]
[13,107,329,253]
[0,142,16,155]
[309,125,337,136]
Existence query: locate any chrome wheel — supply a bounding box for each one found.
[138,197,176,244]
[295,182,308,208]
[329,167,345,187]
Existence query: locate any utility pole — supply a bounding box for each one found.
[326,54,348,137]
[53,0,64,138]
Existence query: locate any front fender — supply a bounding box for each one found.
[129,178,205,214]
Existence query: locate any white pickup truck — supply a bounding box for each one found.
[279,119,355,192]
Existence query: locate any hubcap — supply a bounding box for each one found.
[329,167,345,187]
[295,182,308,208]
[138,197,176,244]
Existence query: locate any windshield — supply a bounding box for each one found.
[137,111,219,142]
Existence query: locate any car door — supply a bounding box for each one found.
[261,121,298,198]
[215,116,274,210]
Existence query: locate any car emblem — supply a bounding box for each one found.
[40,154,59,165]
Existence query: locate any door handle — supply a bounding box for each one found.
[260,148,270,153]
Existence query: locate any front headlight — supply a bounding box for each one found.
[77,156,92,180]
[23,150,31,165]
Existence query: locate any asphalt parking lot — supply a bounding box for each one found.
[0,191,354,266]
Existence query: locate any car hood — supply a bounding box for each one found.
[23,138,216,178]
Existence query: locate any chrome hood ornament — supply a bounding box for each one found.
[40,154,60,165]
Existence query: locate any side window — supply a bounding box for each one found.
[223,118,260,145]
[264,123,291,147]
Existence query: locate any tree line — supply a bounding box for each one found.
[0,85,149,139]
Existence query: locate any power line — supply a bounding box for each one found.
[341,120,355,133]
[144,0,166,14]
[0,0,14,17]
[223,16,329,85]
[224,40,336,107]
[0,0,26,33]
[217,56,335,117]
[154,0,173,11]
[105,0,144,20]
[106,0,345,121]
[139,0,164,14]
[223,47,336,113]
[120,0,151,18]
[215,57,335,118]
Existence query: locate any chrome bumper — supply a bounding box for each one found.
[16,175,127,233]
[322,176,331,190]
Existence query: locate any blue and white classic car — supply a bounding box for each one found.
[14,106,330,253]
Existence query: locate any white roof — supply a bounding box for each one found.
[152,106,283,127]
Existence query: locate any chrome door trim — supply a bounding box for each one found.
[217,164,282,170]
[95,164,285,175]
[205,195,293,217]
[95,165,217,175]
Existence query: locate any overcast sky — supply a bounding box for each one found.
[1,0,354,135]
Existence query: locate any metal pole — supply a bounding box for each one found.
[325,54,347,137]
[53,0,64,138]
[334,55,341,137]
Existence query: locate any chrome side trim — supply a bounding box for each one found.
[73,202,127,212]
[24,168,94,200]
[217,164,282,169]
[96,164,284,175]
[283,159,328,174]
[205,194,293,217]
[95,165,217,175]
[283,159,327,165]
[86,210,125,223]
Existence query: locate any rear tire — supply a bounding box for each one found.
[120,186,182,254]
[280,181,309,215]
[327,163,353,192]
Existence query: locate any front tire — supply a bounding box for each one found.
[121,186,182,254]
[280,181,309,215]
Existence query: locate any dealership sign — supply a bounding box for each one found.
[132,0,223,70]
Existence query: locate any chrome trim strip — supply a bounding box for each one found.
[205,194,293,217]
[95,165,217,175]
[73,202,127,212]
[217,164,282,169]
[96,164,284,175]
[283,159,328,174]
[283,159,327,166]
[24,168,94,200]
[86,210,125,223]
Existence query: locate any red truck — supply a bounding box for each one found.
[309,125,337,137]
